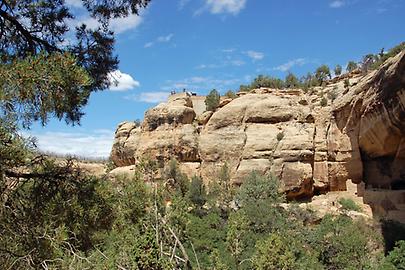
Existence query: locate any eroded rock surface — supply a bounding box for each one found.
[111,52,405,201]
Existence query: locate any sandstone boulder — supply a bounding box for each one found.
[110,51,405,200]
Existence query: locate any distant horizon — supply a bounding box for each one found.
[27,0,405,157]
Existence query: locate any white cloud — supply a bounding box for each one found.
[108,70,140,91]
[330,0,345,8]
[27,130,115,158]
[157,33,174,42]
[205,0,247,15]
[222,48,236,53]
[125,92,170,103]
[144,33,174,48]
[144,42,154,48]
[109,14,143,34]
[162,76,241,92]
[231,60,245,66]
[274,58,307,72]
[246,50,264,61]
[179,0,191,9]
[71,14,142,34]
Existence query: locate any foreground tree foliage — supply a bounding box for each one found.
[0,0,150,126]
[2,153,405,269]
[1,4,405,268]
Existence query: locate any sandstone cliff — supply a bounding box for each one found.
[111,52,405,203]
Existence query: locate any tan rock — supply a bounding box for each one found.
[196,111,213,125]
[109,51,405,201]
[219,98,233,108]
[281,162,313,198]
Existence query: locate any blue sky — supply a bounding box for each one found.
[28,0,405,158]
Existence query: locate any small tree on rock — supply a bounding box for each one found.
[347,61,358,72]
[334,64,342,76]
[205,89,220,111]
[315,65,331,85]
[285,73,300,88]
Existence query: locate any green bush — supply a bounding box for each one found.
[205,89,221,111]
[338,197,362,212]
[224,90,237,99]
[384,240,405,269]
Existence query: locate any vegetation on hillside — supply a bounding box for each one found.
[238,42,405,93]
[1,157,405,269]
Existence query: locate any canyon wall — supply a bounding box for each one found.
[111,52,405,203]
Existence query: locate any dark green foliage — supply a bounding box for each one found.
[236,172,286,234]
[301,72,319,90]
[315,65,331,85]
[188,175,207,209]
[0,160,115,268]
[311,215,382,270]
[252,232,322,270]
[224,90,237,99]
[163,158,189,196]
[251,74,285,89]
[370,42,405,70]
[338,197,361,212]
[285,72,300,88]
[384,240,405,269]
[205,89,221,111]
[0,0,150,127]
[361,53,378,73]
[239,84,251,92]
[0,52,91,127]
[347,61,358,72]
[334,64,342,76]
[186,212,227,268]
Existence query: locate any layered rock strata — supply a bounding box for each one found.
[111,52,405,200]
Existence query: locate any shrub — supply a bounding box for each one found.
[384,240,405,269]
[276,131,284,141]
[347,61,358,72]
[188,175,207,209]
[312,215,383,270]
[338,197,361,212]
[239,84,251,92]
[315,65,331,85]
[252,232,322,270]
[205,89,221,111]
[327,87,338,101]
[334,64,342,76]
[251,74,285,89]
[285,72,300,88]
[224,90,237,99]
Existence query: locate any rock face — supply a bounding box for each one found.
[111,52,405,200]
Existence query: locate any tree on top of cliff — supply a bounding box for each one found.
[0,0,150,127]
[315,65,331,85]
[334,64,342,76]
[205,89,220,111]
[285,72,300,88]
[346,61,358,72]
